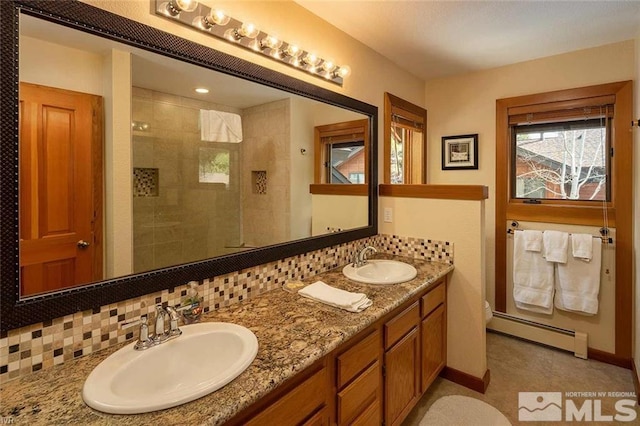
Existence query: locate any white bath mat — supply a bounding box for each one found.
[419,395,512,426]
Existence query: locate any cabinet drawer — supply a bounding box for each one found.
[245,367,326,426]
[337,329,380,389]
[385,302,419,349]
[421,281,445,318]
[337,361,379,425]
[351,400,381,426]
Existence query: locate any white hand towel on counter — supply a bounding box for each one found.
[298,281,372,312]
[555,239,602,315]
[200,109,243,143]
[571,233,593,261]
[513,230,555,314]
[543,230,569,263]
[523,230,543,252]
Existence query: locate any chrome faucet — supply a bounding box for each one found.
[153,304,169,344]
[353,245,377,267]
[134,305,182,351]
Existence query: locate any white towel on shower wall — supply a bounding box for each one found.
[513,230,555,314]
[555,239,602,315]
[571,233,593,261]
[543,230,569,263]
[200,110,243,143]
[523,230,543,252]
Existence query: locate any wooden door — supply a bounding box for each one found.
[421,304,446,392]
[19,83,103,296]
[384,327,420,426]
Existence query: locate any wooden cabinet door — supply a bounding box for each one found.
[421,304,446,393]
[384,327,420,426]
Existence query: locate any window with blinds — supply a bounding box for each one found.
[510,102,613,202]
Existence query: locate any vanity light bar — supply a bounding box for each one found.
[154,0,351,86]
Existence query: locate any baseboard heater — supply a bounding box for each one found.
[488,312,588,359]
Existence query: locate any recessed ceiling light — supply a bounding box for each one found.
[195,87,209,94]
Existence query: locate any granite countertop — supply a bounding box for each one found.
[0,256,453,425]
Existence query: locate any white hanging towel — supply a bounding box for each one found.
[513,230,555,314]
[555,238,602,315]
[542,230,569,263]
[200,109,243,143]
[571,233,593,261]
[523,230,543,252]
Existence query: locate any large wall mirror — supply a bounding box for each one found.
[1,0,378,332]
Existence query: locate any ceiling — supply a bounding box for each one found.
[295,1,640,81]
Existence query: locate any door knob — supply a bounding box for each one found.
[77,240,90,249]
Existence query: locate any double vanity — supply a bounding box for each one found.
[0,255,452,425]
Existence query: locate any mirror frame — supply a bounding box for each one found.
[1,0,378,332]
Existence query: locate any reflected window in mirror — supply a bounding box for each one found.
[383,93,427,184]
[314,119,369,185]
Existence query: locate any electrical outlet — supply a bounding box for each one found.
[384,207,393,223]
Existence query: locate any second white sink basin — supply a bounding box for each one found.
[82,322,258,414]
[342,259,417,285]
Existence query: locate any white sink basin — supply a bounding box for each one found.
[342,259,418,285]
[82,322,258,414]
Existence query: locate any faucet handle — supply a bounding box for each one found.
[165,306,182,337]
[134,315,154,350]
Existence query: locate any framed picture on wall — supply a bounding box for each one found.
[441,134,478,170]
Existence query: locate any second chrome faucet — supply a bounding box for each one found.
[135,305,182,351]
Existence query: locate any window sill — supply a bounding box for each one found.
[379,184,488,200]
[309,184,368,196]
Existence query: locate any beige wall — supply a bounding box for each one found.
[380,197,487,379]
[103,49,133,278]
[424,41,636,309]
[20,35,104,95]
[312,195,369,236]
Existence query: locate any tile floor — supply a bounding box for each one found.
[404,331,639,425]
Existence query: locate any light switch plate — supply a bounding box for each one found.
[384,207,393,223]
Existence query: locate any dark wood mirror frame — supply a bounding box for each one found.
[0,0,378,332]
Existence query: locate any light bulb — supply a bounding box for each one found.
[238,22,259,39]
[336,65,351,79]
[302,53,321,67]
[282,44,302,58]
[174,0,198,12]
[321,59,336,73]
[260,35,282,50]
[200,9,230,28]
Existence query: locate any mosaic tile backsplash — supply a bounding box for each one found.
[0,234,453,383]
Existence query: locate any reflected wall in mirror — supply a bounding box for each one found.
[383,92,427,184]
[1,0,377,331]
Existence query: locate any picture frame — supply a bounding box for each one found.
[441,134,478,170]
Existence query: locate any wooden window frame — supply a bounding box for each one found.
[383,93,427,184]
[495,81,634,366]
[311,119,369,196]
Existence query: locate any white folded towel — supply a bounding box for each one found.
[200,109,243,143]
[555,239,602,315]
[543,230,569,263]
[572,233,593,261]
[522,230,543,252]
[513,230,555,314]
[298,281,372,312]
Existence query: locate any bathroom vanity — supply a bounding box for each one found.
[0,256,451,425]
